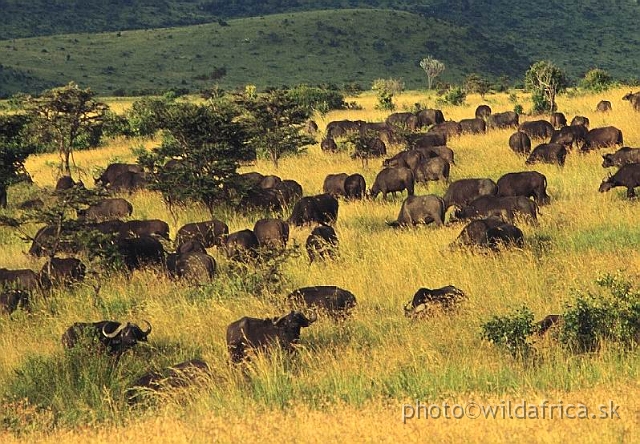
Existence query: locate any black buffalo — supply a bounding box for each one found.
[117,235,165,271]
[226,311,317,363]
[322,173,349,197]
[274,179,304,208]
[429,121,462,139]
[77,198,133,221]
[352,137,386,159]
[416,108,445,128]
[386,112,418,131]
[570,116,590,128]
[485,223,525,250]
[622,91,640,111]
[176,220,229,248]
[599,163,640,198]
[0,268,41,292]
[414,157,450,184]
[306,225,338,262]
[526,143,567,167]
[475,105,492,120]
[487,111,519,130]
[409,132,447,149]
[602,148,640,168]
[259,175,282,189]
[39,257,86,287]
[325,119,362,139]
[443,178,498,210]
[55,175,82,191]
[370,167,414,200]
[321,137,339,152]
[518,120,554,140]
[496,171,550,205]
[459,118,486,134]
[596,100,612,112]
[581,126,623,152]
[62,320,152,354]
[288,194,339,226]
[508,131,532,155]
[253,218,289,249]
[454,195,538,223]
[344,174,366,200]
[387,194,445,227]
[119,219,170,240]
[306,120,319,134]
[454,217,524,250]
[550,112,567,129]
[110,171,147,193]
[535,314,563,336]
[404,286,466,317]
[414,145,455,165]
[224,229,260,261]
[0,289,30,315]
[550,124,588,149]
[127,359,211,403]
[166,250,216,281]
[383,150,424,171]
[95,163,144,187]
[288,286,357,318]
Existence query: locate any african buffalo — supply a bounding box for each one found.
[459,118,486,134]
[18,198,44,210]
[442,178,498,210]
[526,143,567,167]
[0,289,30,315]
[62,320,152,354]
[535,314,563,336]
[39,257,86,288]
[599,163,640,198]
[386,112,418,131]
[344,174,366,200]
[288,286,357,318]
[581,126,623,152]
[453,217,524,250]
[487,111,519,130]
[518,120,554,140]
[95,163,144,187]
[253,218,289,249]
[622,91,640,111]
[454,195,538,223]
[226,311,317,363]
[570,115,589,128]
[550,112,567,129]
[508,131,532,155]
[370,167,414,200]
[383,150,424,171]
[496,171,550,205]
[274,180,304,208]
[119,219,170,240]
[409,132,447,149]
[321,137,339,152]
[110,171,147,193]
[416,108,445,128]
[404,286,466,317]
[127,359,211,403]
[239,188,284,212]
[475,105,492,120]
[306,225,338,262]
[306,120,319,134]
[77,198,133,221]
[352,137,386,159]
[414,157,450,184]
[175,219,229,248]
[55,176,81,191]
[325,119,362,139]
[0,268,41,292]
[550,124,588,149]
[322,173,349,197]
[117,235,165,271]
[485,223,525,250]
[387,194,445,227]
[238,172,265,190]
[602,148,640,168]
[288,194,339,226]
[166,251,216,281]
[414,145,455,165]
[224,229,260,261]
[429,121,462,139]
[596,100,612,112]
[259,175,282,189]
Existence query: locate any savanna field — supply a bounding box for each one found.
[1,88,639,443]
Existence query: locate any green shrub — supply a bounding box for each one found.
[481,306,535,359]
[580,68,614,92]
[441,86,466,106]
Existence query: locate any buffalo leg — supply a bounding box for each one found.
[627,187,636,198]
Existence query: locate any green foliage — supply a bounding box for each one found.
[371,78,404,111]
[481,306,535,359]
[0,114,35,207]
[464,73,490,97]
[125,97,171,138]
[580,68,614,92]
[524,61,568,114]
[439,86,467,106]
[286,84,346,114]
[419,56,446,90]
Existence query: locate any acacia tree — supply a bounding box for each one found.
[420,56,446,90]
[524,61,568,115]
[22,82,108,177]
[0,114,34,208]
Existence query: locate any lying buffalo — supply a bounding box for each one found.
[370,167,414,200]
[454,195,538,223]
[344,174,366,200]
[39,257,86,288]
[62,320,152,355]
[485,223,525,250]
[175,219,229,248]
[526,143,567,167]
[166,250,216,281]
[288,286,357,318]
[581,126,623,152]
[288,194,339,226]
[224,229,260,261]
[599,163,640,198]
[518,120,554,140]
[306,225,338,262]
[387,195,445,227]
[487,111,519,130]
[508,131,531,155]
[602,148,640,168]
[226,311,317,363]
[443,178,498,210]
[454,217,524,250]
[496,171,550,205]
[404,286,466,317]
[77,198,133,221]
[95,163,144,187]
[253,218,289,249]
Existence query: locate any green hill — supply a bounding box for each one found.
[0,9,529,97]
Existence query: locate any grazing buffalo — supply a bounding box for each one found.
[387,194,445,227]
[224,229,260,261]
[404,286,466,317]
[370,167,414,200]
[570,115,589,128]
[518,120,554,140]
[475,105,492,120]
[581,126,623,152]
[176,219,229,248]
[485,223,525,250]
[18,198,44,210]
[0,289,30,315]
[253,218,289,249]
[274,180,304,208]
[454,195,538,223]
[443,178,498,210]
[77,198,133,221]
[305,120,319,134]
[288,194,339,226]
[326,119,362,139]
[95,163,144,187]
[526,143,567,167]
[39,257,86,287]
[599,163,640,198]
[459,118,486,134]
[414,157,450,183]
[535,314,563,336]
[259,175,282,189]
[409,132,447,149]
[386,112,418,131]
[127,359,211,403]
[602,147,640,168]
[496,171,550,205]
[55,176,81,191]
[622,91,640,111]
[110,171,147,193]
[119,219,170,240]
[288,286,357,318]
[550,112,567,129]
[509,131,532,155]
[322,173,349,197]
[306,225,338,262]
[166,251,216,281]
[454,217,523,250]
[596,100,612,112]
[416,108,445,128]
[344,174,366,200]
[352,137,386,159]
[62,320,152,354]
[414,145,455,165]
[239,188,283,212]
[226,311,317,363]
[550,124,588,149]
[321,137,339,152]
[430,121,462,139]
[117,236,165,271]
[487,111,519,130]
[238,172,265,190]
[0,268,41,292]
[383,150,424,172]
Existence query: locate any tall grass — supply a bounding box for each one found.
[1,87,639,441]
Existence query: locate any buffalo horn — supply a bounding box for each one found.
[102,322,127,338]
[307,311,318,323]
[403,301,414,316]
[141,319,152,335]
[273,313,290,325]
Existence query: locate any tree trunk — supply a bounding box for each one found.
[63,149,71,177]
[0,185,7,208]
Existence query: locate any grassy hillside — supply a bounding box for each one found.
[0,88,639,441]
[0,9,529,97]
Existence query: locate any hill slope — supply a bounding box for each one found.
[0,9,530,97]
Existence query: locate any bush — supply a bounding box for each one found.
[580,68,614,92]
[441,86,466,106]
[287,84,345,113]
[481,306,535,359]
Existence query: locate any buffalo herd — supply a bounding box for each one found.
[1,91,638,402]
